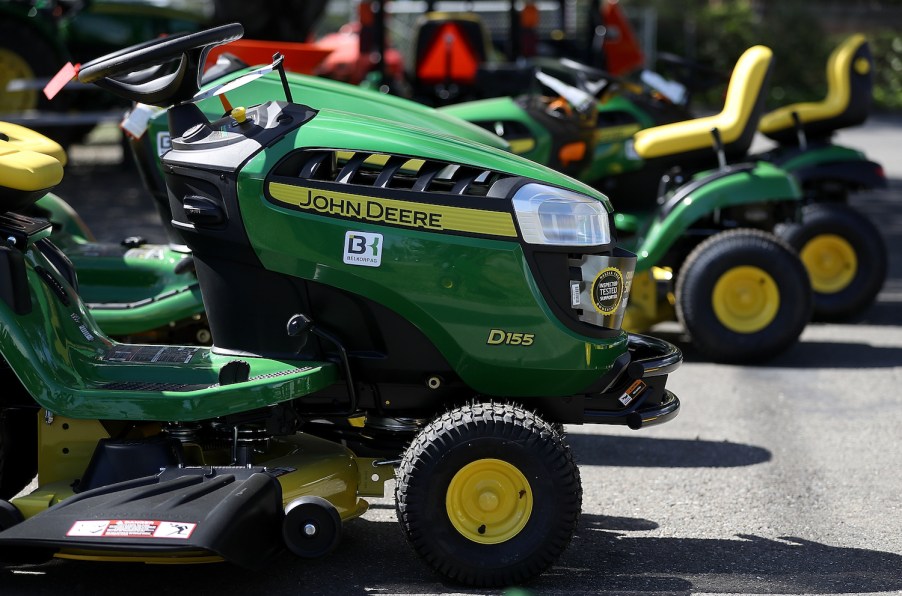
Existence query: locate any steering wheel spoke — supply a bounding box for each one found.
[77,23,244,106]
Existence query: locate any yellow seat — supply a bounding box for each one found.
[633,45,773,160]
[0,141,64,193]
[759,34,872,141]
[0,121,68,166]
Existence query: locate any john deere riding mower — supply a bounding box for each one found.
[0,25,682,587]
[756,34,888,319]
[1,51,511,346]
[538,35,888,319]
[445,45,813,362]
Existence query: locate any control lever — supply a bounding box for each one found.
[710,127,727,170]
[791,111,808,150]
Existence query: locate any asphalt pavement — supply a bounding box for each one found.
[2,117,900,596]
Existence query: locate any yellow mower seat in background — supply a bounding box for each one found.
[633,45,773,161]
[759,34,872,142]
[0,141,63,194]
[0,121,68,166]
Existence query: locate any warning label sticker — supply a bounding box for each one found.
[67,520,196,540]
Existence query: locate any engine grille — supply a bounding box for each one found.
[271,149,519,199]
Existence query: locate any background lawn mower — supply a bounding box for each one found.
[443,45,813,363]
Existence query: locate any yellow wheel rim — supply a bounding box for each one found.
[446,458,532,545]
[800,234,857,294]
[0,48,37,112]
[712,266,780,334]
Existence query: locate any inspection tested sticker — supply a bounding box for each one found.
[67,520,196,539]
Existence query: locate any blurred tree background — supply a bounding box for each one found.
[628,0,902,111]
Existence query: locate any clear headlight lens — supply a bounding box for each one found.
[512,183,611,246]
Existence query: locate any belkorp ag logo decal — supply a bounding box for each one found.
[344,231,383,267]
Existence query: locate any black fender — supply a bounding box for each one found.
[793,160,887,192]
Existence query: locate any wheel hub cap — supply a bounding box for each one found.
[446,458,532,544]
[801,233,857,294]
[712,266,780,333]
[0,49,37,112]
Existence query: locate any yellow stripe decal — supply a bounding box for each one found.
[508,138,537,154]
[595,123,641,144]
[268,181,518,238]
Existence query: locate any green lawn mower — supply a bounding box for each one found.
[755,34,888,319]
[3,53,512,345]
[0,25,682,587]
[547,34,888,320]
[444,45,813,363]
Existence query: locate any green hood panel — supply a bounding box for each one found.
[195,69,510,151]
[229,135,628,397]
[763,143,867,171]
[440,96,553,165]
[629,162,800,268]
[291,109,612,206]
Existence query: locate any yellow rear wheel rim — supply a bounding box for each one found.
[800,234,857,294]
[0,48,37,112]
[712,266,780,333]
[446,458,532,544]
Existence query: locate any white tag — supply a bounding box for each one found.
[120,103,164,139]
[570,281,581,307]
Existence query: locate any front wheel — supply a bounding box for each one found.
[395,403,581,588]
[776,203,886,320]
[675,229,812,363]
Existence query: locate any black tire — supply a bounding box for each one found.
[675,229,812,363]
[0,408,38,500]
[396,403,581,588]
[776,203,887,320]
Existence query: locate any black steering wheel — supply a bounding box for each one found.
[77,23,244,106]
[656,52,730,95]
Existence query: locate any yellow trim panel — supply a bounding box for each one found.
[268,181,518,238]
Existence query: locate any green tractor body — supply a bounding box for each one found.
[21,66,511,342]
[0,27,682,585]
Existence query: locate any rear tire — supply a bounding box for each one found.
[675,229,812,363]
[396,403,580,587]
[776,203,886,320]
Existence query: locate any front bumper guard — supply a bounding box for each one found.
[582,332,682,429]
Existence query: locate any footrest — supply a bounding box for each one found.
[0,467,283,568]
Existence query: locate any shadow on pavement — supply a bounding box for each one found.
[549,522,902,595]
[650,328,902,369]
[4,516,901,596]
[769,339,902,369]
[566,434,772,468]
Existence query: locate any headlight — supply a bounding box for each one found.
[512,183,611,246]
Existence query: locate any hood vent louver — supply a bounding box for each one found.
[274,150,517,198]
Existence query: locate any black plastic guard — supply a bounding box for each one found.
[0,467,283,568]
